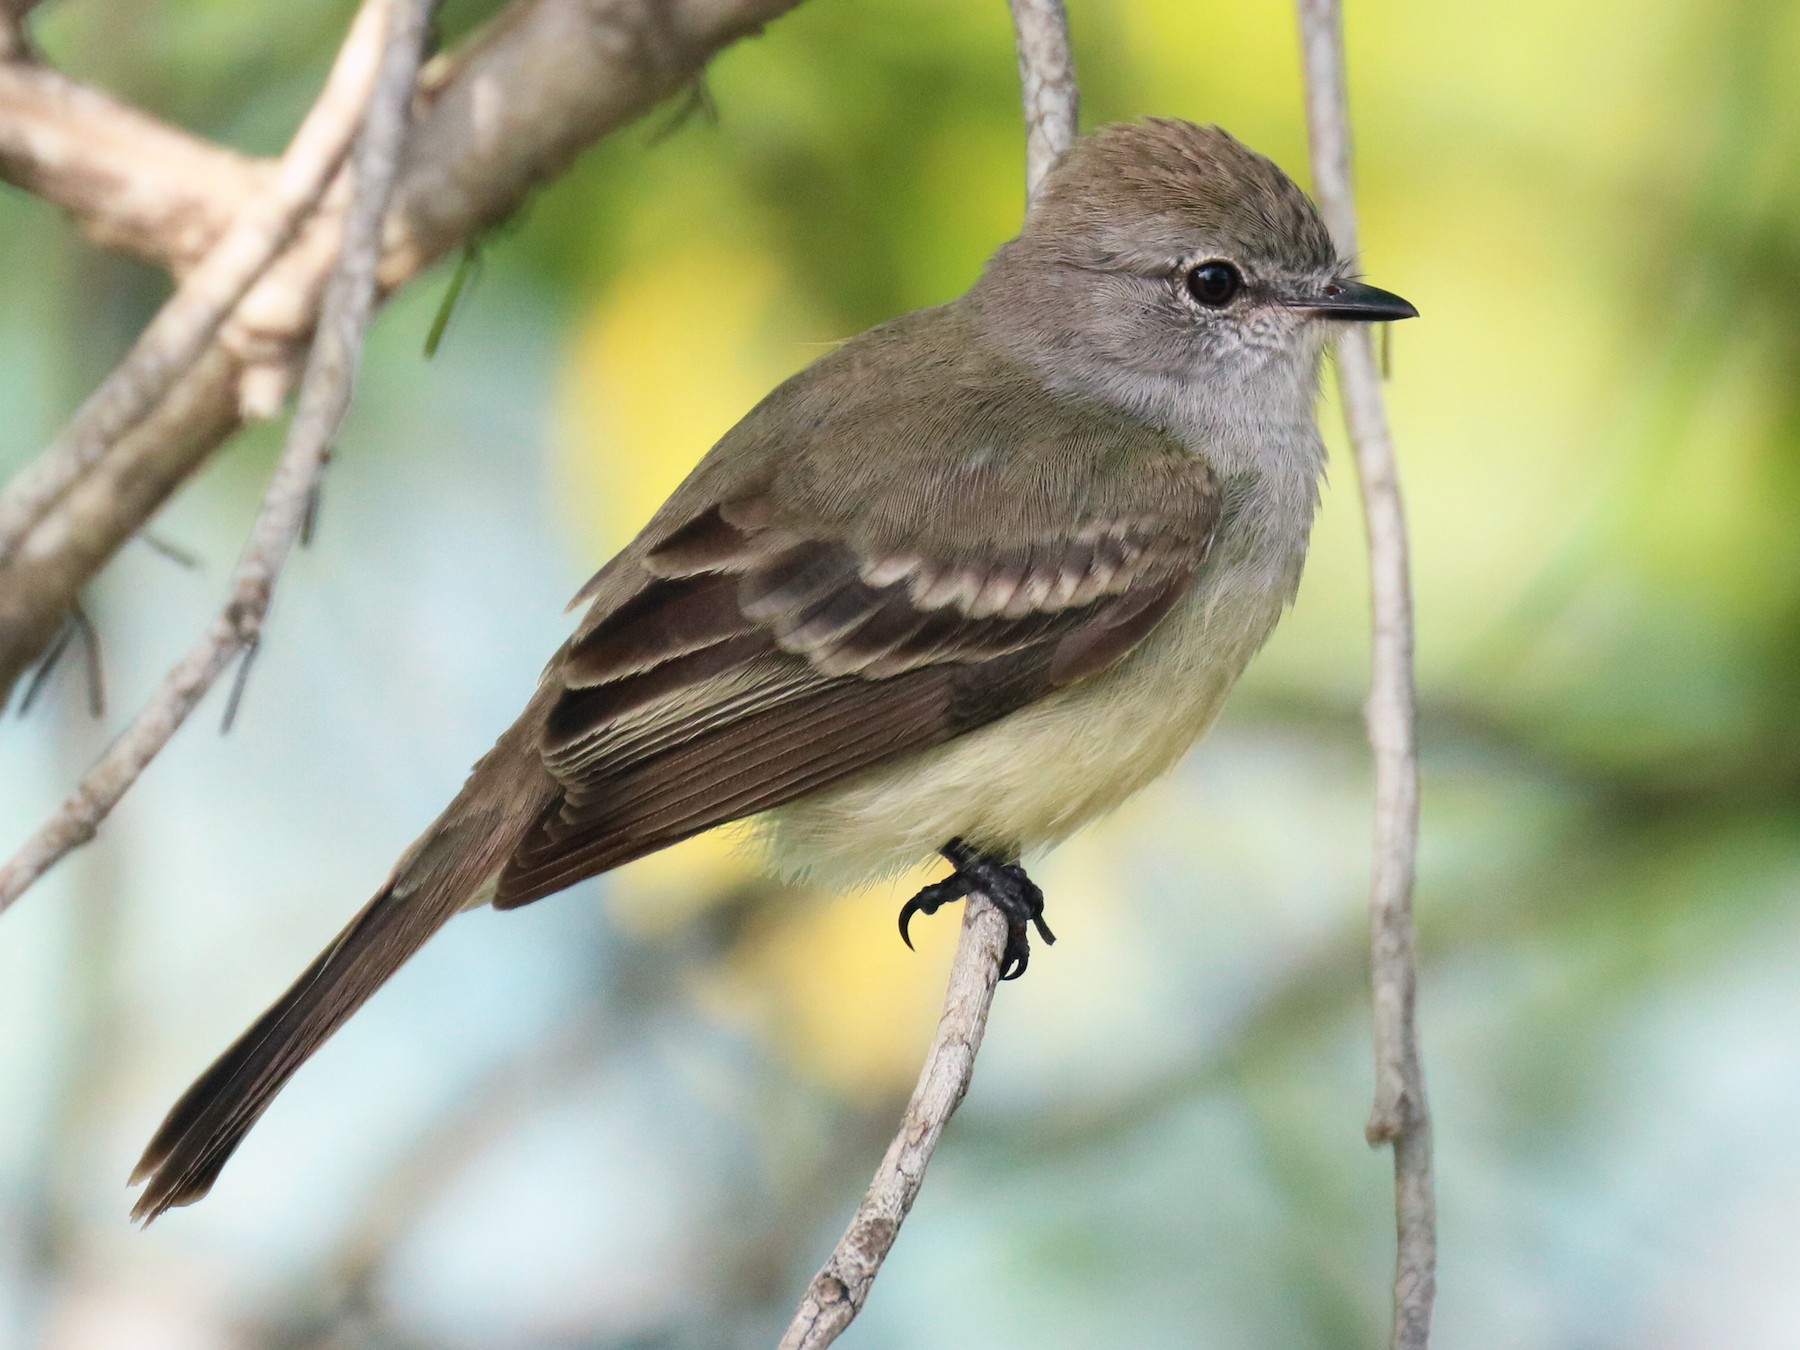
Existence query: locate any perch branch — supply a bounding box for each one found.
[0,0,390,567]
[1297,2,1436,1347]
[776,899,1009,1350]
[778,7,1078,1345]
[0,0,432,918]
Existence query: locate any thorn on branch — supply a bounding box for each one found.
[423,248,479,358]
[16,614,75,718]
[70,603,105,719]
[15,603,105,719]
[219,636,261,734]
[301,453,331,546]
[140,532,203,569]
[646,78,719,145]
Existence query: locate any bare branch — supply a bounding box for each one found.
[1297,2,1436,1347]
[0,61,257,269]
[1006,0,1077,201]
[0,0,808,709]
[0,0,391,569]
[777,9,1079,1344]
[0,346,242,708]
[0,0,433,918]
[777,898,1009,1350]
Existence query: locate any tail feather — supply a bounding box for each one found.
[130,877,463,1222]
[131,736,551,1224]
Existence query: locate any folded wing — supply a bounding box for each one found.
[495,473,1217,906]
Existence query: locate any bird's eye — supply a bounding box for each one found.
[1185,261,1243,307]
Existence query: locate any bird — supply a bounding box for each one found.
[130,118,1416,1222]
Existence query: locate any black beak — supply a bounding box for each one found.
[1286,280,1418,322]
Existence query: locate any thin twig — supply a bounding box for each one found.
[1006,0,1078,201]
[0,0,811,708]
[0,0,391,568]
[217,636,260,733]
[1296,2,1436,1347]
[777,898,1009,1350]
[777,9,1079,1344]
[0,0,432,918]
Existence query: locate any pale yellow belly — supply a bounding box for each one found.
[759,569,1288,889]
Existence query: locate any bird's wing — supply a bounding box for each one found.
[494,439,1219,907]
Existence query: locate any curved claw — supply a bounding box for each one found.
[898,896,924,951]
[999,942,1030,981]
[897,874,970,952]
[901,844,1054,980]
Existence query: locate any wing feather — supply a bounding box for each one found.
[494,408,1220,910]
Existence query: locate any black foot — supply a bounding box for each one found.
[897,838,1056,980]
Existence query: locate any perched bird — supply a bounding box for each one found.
[131,118,1415,1222]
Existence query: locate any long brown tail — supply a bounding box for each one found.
[130,738,551,1223]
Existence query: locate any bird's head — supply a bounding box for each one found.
[978,119,1415,411]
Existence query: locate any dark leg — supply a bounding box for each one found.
[897,838,1057,981]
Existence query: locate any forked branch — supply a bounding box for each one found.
[0,0,433,916]
[0,0,810,713]
[0,0,391,568]
[0,0,809,905]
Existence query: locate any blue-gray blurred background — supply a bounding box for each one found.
[4,0,1800,1345]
